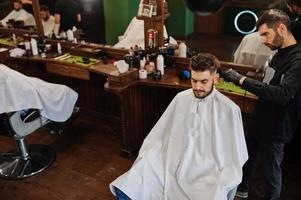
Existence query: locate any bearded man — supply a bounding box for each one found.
[221,9,301,200]
[40,5,59,37]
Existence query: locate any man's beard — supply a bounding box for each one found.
[265,32,283,50]
[43,16,49,21]
[14,8,21,11]
[193,83,214,99]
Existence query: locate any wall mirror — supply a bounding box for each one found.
[0,0,43,36]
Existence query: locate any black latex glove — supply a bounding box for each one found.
[217,68,225,76]
[221,69,244,85]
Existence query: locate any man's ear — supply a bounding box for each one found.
[213,72,220,84]
[277,23,287,37]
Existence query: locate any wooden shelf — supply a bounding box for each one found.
[137,13,170,21]
[138,0,167,48]
[137,15,163,21]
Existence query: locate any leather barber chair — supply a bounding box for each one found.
[0,107,79,180]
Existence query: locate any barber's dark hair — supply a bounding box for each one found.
[190,53,220,73]
[40,5,50,12]
[256,9,291,31]
[287,0,301,7]
[13,0,22,3]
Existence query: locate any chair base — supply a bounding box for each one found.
[0,144,56,180]
[44,107,80,135]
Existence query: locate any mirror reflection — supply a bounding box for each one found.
[39,5,58,37]
[0,0,36,31]
[39,0,82,39]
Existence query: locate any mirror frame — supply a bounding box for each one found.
[0,0,44,36]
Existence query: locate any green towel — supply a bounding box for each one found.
[216,78,254,96]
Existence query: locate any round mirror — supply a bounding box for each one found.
[183,0,226,15]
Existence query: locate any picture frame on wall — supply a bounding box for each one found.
[141,4,153,17]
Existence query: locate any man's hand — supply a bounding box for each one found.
[221,69,245,85]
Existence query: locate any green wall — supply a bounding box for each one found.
[103,0,139,45]
[103,0,194,44]
[166,0,194,36]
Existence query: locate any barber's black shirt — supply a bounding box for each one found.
[243,43,301,143]
[292,17,301,42]
[55,0,80,32]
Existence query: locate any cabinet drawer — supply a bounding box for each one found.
[46,63,90,80]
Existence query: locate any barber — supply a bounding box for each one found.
[54,0,81,33]
[220,9,301,200]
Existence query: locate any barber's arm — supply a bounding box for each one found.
[219,61,301,106]
[54,14,60,24]
[77,13,81,23]
[76,13,82,29]
[53,23,60,36]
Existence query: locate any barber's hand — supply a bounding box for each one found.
[217,68,225,76]
[221,69,244,85]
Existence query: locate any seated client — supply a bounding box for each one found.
[109,53,248,200]
[0,63,78,123]
[0,63,78,179]
[0,0,35,27]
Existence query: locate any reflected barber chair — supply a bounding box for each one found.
[0,107,79,180]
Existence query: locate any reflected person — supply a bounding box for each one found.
[0,0,35,28]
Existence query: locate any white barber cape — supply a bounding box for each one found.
[42,15,59,37]
[0,64,78,122]
[114,17,177,50]
[0,9,35,27]
[234,32,275,68]
[110,88,248,200]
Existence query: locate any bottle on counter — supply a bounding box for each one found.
[57,42,62,54]
[156,54,164,75]
[12,34,17,44]
[24,34,31,56]
[147,29,158,49]
[179,42,187,58]
[140,57,146,70]
[31,38,38,56]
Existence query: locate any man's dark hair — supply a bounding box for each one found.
[256,9,291,31]
[40,5,50,12]
[13,0,22,4]
[190,53,220,73]
[287,0,301,7]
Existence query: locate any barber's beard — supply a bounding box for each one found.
[43,16,49,21]
[193,83,214,99]
[265,32,283,50]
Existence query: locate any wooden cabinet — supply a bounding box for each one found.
[137,0,168,48]
[46,63,90,80]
